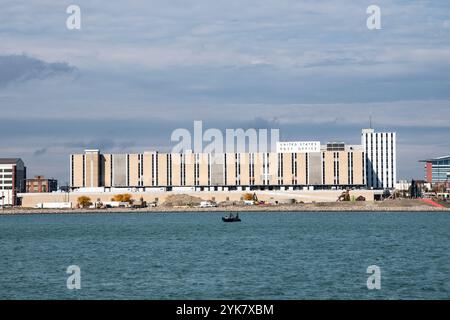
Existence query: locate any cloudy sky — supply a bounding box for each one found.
[1,0,450,183]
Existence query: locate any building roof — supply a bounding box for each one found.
[419,155,450,162]
[26,176,58,181]
[0,158,23,165]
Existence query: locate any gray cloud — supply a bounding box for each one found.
[0,1,450,182]
[63,139,136,151]
[0,54,77,87]
[33,148,48,156]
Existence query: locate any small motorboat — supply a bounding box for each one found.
[222,213,241,222]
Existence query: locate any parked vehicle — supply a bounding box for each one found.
[199,201,217,208]
[35,202,72,209]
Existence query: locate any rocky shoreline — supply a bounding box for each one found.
[1,201,449,215]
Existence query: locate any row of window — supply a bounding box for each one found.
[73,152,368,187]
[364,132,396,188]
[431,160,450,165]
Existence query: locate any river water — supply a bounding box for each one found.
[0,212,449,299]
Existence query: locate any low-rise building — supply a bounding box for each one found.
[26,175,58,193]
[0,158,26,206]
[419,155,450,186]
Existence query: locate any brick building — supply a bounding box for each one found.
[26,175,58,193]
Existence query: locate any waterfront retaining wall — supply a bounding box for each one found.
[19,190,375,208]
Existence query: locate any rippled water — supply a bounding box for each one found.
[0,212,449,299]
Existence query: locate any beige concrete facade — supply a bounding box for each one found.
[84,150,100,188]
[353,152,364,185]
[103,154,112,187]
[297,153,307,185]
[70,154,84,188]
[69,147,366,190]
[339,152,349,185]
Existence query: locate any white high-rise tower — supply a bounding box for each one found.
[362,129,397,189]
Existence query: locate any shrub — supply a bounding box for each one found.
[111,194,133,203]
[243,193,254,201]
[77,196,92,208]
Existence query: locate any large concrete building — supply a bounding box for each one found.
[70,129,397,192]
[69,143,367,191]
[0,158,26,206]
[362,129,397,189]
[17,130,397,208]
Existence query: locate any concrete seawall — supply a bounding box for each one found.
[18,190,375,208]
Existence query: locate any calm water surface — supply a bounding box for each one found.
[0,212,449,299]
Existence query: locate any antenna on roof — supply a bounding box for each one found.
[369,115,372,129]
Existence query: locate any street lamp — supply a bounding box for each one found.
[64,181,71,207]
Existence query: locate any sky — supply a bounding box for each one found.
[1,0,450,183]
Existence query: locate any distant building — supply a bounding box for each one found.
[0,158,26,206]
[362,129,397,189]
[419,155,450,185]
[26,175,58,193]
[395,180,411,192]
[59,185,70,192]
